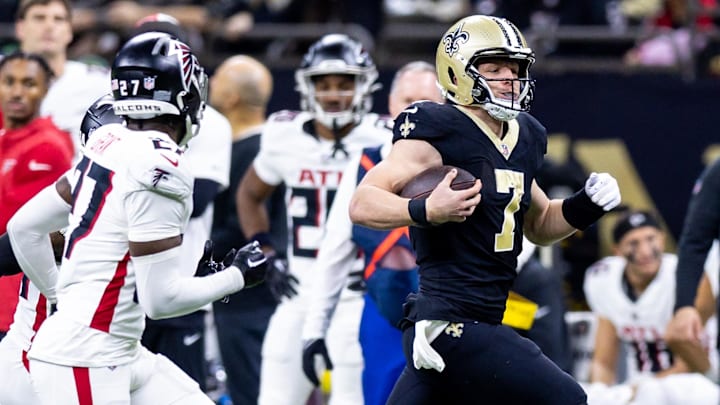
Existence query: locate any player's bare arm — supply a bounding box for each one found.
[526,170,621,245]
[589,316,620,385]
[666,273,715,373]
[55,175,71,204]
[350,139,438,229]
[129,236,183,257]
[350,139,480,229]
[695,273,716,324]
[236,165,276,249]
[524,181,576,246]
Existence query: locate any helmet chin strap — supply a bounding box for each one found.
[330,118,349,159]
[482,103,519,121]
[178,115,197,147]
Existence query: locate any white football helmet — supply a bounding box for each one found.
[295,34,379,128]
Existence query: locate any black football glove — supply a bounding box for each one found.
[195,240,222,277]
[265,255,299,302]
[302,338,333,386]
[222,241,268,288]
[195,240,229,303]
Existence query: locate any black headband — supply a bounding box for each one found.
[612,211,661,243]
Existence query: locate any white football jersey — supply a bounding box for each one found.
[28,123,193,367]
[184,105,232,191]
[41,61,110,154]
[584,253,718,381]
[253,111,389,295]
[3,281,51,352]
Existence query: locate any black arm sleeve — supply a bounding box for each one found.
[191,179,221,218]
[0,233,22,276]
[675,160,720,310]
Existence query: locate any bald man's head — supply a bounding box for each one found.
[388,61,442,118]
[210,55,273,113]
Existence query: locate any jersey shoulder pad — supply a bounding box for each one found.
[376,113,394,130]
[267,109,305,125]
[583,256,624,310]
[359,112,393,131]
[516,112,547,136]
[263,110,308,139]
[391,101,451,143]
[67,60,109,80]
[585,256,623,283]
[126,133,193,201]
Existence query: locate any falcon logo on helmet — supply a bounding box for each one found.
[167,40,195,92]
[111,32,208,147]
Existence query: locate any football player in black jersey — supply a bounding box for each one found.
[666,159,720,381]
[349,15,621,405]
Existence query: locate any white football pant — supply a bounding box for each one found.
[30,346,214,404]
[258,294,364,405]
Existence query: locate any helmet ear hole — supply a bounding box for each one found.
[447,67,457,85]
[434,15,535,114]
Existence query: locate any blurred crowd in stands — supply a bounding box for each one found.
[0,0,720,76]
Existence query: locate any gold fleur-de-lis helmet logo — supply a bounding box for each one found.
[443,23,469,57]
[399,115,415,138]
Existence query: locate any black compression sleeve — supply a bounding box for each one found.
[0,234,22,276]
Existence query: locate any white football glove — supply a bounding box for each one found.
[584,172,621,211]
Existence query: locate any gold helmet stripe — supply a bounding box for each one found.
[491,17,522,49]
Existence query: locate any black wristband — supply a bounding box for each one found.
[249,232,273,249]
[562,189,606,230]
[408,198,432,227]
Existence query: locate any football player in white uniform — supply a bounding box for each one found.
[583,210,719,405]
[0,94,121,405]
[300,61,442,405]
[131,13,233,390]
[22,32,266,405]
[236,34,389,405]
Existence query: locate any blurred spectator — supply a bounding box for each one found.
[12,0,109,151]
[0,0,110,344]
[0,52,74,341]
[582,210,719,404]
[624,0,718,67]
[209,54,286,405]
[104,0,209,33]
[385,0,469,23]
